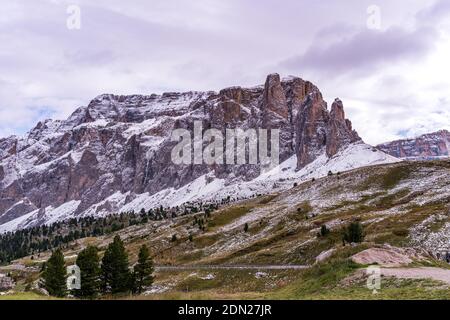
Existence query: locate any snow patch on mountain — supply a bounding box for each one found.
[88,143,400,217]
[0,200,81,233]
[0,210,38,234]
[120,173,227,212]
[0,142,399,233]
[204,142,400,202]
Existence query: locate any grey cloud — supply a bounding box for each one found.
[281,26,437,77]
[416,0,450,22]
[0,0,448,145]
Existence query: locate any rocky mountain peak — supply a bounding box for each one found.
[330,98,345,120]
[295,93,361,168]
[326,99,360,158]
[0,74,369,232]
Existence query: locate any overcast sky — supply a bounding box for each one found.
[1,0,449,145]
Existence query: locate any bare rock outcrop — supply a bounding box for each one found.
[351,245,429,267]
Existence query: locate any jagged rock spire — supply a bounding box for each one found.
[295,95,361,169]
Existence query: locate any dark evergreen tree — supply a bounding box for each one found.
[133,245,154,294]
[75,246,100,299]
[101,235,131,294]
[41,249,67,297]
[343,221,364,244]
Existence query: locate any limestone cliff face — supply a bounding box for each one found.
[295,91,329,168]
[295,95,361,168]
[263,73,289,119]
[0,74,361,229]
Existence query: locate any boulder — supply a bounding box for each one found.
[0,274,15,291]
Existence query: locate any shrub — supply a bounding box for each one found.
[393,228,409,237]
[320,225,330,237]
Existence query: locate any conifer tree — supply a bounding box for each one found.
[343,221,364,244]
[101,235,131,294]
[76,246,100,299]
[41,249,67,297]
[133,245,154,294]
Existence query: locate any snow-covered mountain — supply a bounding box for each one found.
[377,130,450,160]
[0,74,399,232]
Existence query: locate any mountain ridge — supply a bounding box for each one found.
[0,74,396,232]
[377,130,450,160]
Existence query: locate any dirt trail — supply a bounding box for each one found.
[155,265,308,271]
[381,267,450,285]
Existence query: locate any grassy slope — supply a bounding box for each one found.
[2,160,450,300]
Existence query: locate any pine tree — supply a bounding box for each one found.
[41,249,67,297]
[101,235,131,294]
[75,246,100,299]
[133,245,154,294]
[100,243,113,293]
[343,221,364,244]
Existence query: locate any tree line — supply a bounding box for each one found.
[41,235,154,298]
[0,201,221,265]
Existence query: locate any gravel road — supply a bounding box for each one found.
[155,265,308,271]
[381,267,450,284]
